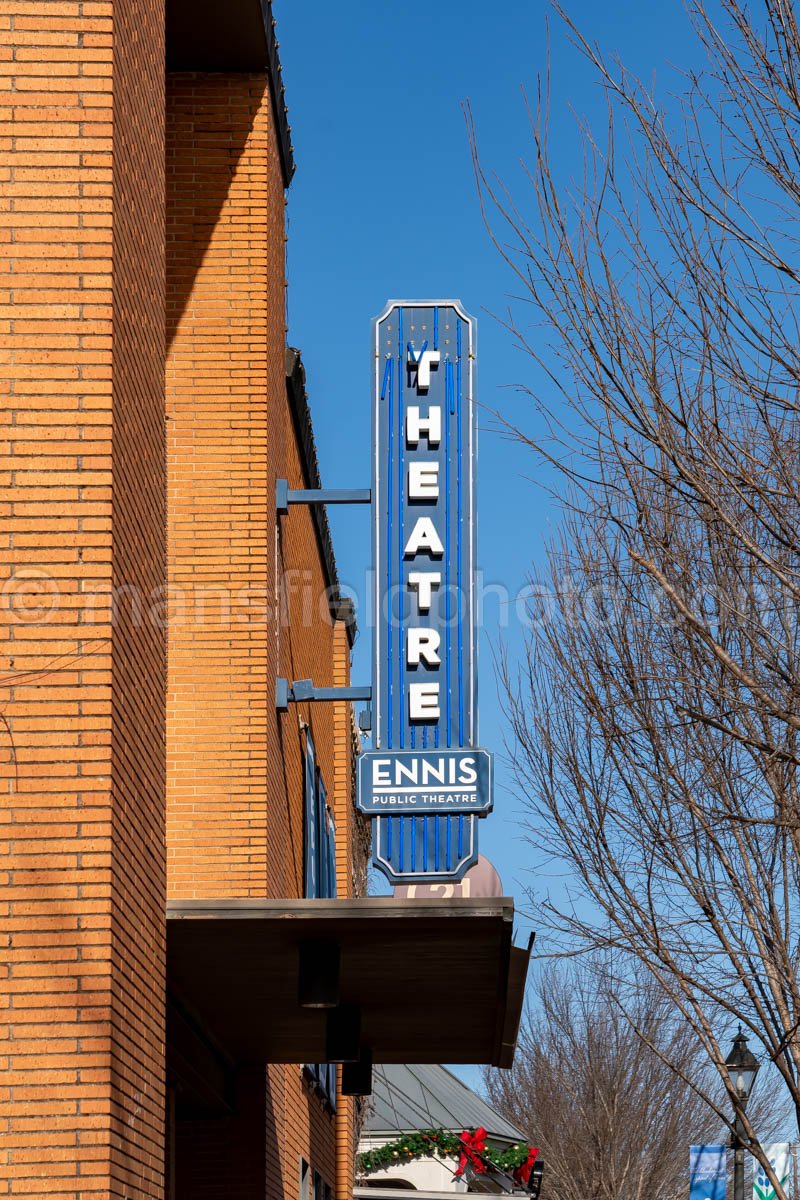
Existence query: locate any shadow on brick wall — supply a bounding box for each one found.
[166,73,268,349]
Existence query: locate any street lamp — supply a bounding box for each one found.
[725,1028,761,1200]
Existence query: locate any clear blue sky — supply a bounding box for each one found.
[276,0,712,1085]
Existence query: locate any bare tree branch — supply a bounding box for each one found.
[469,2,800,1191]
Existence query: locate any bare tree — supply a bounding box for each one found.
[485,963,786,1200]
[466,2,800,1190]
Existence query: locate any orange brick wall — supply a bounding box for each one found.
[3,8,362,1199]
[332,620,361,1200]
[166,72,285,900]
[333,620,368,903]
[176,1067,338,1200]
[165,68,361,1200]
[110,0,166,1192]
[1,0,166,1195]
[271,397,338,901]
[174,1072,274,1198]
[165,71,348,906]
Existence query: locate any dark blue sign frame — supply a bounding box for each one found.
[369,300,485,884]
[372,300,477,752]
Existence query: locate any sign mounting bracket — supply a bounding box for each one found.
[276,678,372,712]
[276,479,371,514]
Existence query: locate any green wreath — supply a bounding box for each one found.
[357,1127,534,1176]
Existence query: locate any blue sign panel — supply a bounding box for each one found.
[373,300,477,748]
[357,749,493,815]
[370,300,489,883]
[373,811,478,883]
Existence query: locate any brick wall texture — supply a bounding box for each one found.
[165,70,360,1200]
[1,0,167,1196]
[1,18,361,1199]
[165,71,287,902]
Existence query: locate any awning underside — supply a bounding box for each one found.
[167,897,529,1070]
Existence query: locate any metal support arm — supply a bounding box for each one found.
[276,478,371,515]
[276,677,372,712]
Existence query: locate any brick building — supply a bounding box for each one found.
[1,2,528,1197]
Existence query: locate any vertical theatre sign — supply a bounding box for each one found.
[357,300,493,883]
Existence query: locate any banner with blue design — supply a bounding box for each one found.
[753,1144,791,1200]
[690,1145,727,1200]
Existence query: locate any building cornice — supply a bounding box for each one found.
[166,0,296,187]
[262,0,295,187]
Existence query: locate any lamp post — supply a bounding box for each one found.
[725,1028,761,1200]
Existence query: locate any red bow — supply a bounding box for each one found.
[513,1147,539,1187]
[454,1127,488,1176]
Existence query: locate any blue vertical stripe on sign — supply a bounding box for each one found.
[397,309,405,748]
[383,358,394,751]
[457,319,464,745]
[445,358,453,747]
[387,349,395,861]
[456,321,465,854]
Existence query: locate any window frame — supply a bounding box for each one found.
[303,729,336,900]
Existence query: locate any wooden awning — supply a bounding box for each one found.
[167,897,529,1071]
